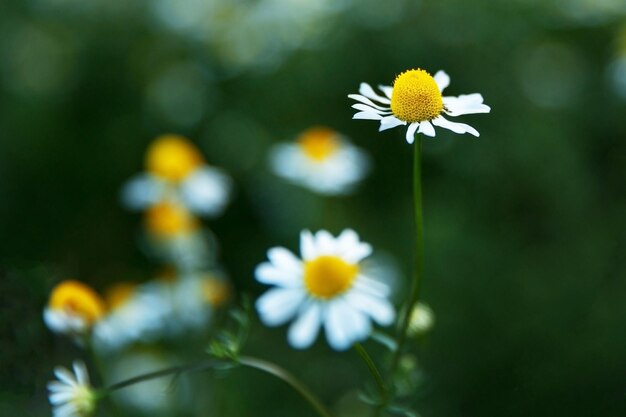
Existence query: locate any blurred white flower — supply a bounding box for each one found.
[349,69,490,143]
[407,302,435,337]
[43,280,106,339]
[122,134,232,218]
[255,229,395,350]
[47,361,96,417]
[269,126,370,195]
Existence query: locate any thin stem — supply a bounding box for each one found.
[385,136,425,403]
[238,356,333,417]
[105,359,219,393]
[354,343,387,403]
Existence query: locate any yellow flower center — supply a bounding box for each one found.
[390,69,443,123]
[72,385,97,415]
[201,276,230,306]
[145,202,198,237]
[105,283,137,310]
[49,280,106,324]
[304,256,359,299]
[297,127,340,162]
[145,135,203,182]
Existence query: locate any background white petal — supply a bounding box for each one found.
[256,288,305,326]
[287,302,323,349]
[267,247,303,274]
[180,167,232,217]
[121,174,166,210]
[345,291,395,325]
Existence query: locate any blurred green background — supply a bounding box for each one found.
[1,0,625,416]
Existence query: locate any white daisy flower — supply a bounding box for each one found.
[255,229,395,351]
[43,281,106,339]
[121,134,232,218]
[269,126,371,195]
[349,68,491,143]
[47,361,97,417]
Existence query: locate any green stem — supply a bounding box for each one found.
[354,343,387,403]
[238,356,333,417]
[105,359,219,393]
[383,136,425,410]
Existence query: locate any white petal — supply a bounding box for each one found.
[434,70,450,92]
[405,123,419,144]
[379,116,406,132]
[351,103,392,115]
[354,276,390,298]
[180,167,232,217]
[324,300,369,350]
[359,83,391,104]
[47,381,71,393]
[267,247,302,274]
[256,288,305,326]
[443,94,491,116]
[300,230,317,261]
[120,174,164,210]
[255,263,300,288]
[287,303,322,349]
[342,243,372,264]
[348,94,391,111]
[314,230,336,255]
[378,85,393,99]
[345,292,395,326]
[72,361,89,385]
[418,120,436,137]
[432,116,480,137]
[353,111,384,121]
[53,367,76,386]
[49,392,75,404]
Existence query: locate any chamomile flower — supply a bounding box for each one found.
[122,134,232,218]
[255,229,395,350]
[47,360,97,417]
[349,68,491,143]
[44,280,106,339]
[269,126,370,195]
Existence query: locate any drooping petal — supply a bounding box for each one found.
[379,116,406,132]
[348,94,391,111]
[432,116,480,137]
[324,301,352,350]
[405,122,419,144]
[256,288,305,326]
[353,111,384,121]
[434,70,450,92]
[351,103,391,115]
[359,83,391,104]
[288,302,323,349]
[418,120,436,137]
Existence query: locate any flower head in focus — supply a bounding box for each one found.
[349,69,490,143]
[44,280,106,338]
[255,229,395,350]
[47,360,97,417]
[122,134,232,218]
[269,126,370,195]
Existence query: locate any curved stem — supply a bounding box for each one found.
[238,356,333,417]
[354,343,387,403]
[105,359,219,393]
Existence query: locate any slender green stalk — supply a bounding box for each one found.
[239,356,334,417]
[354,343,387,403]
[105,360,219,393]
[380,136,425,414]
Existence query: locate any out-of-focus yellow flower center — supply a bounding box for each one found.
[201,277,230,306]
[297,127,340,162]
[145,202,198,236]
[145,135,203,182]
[390,69,443,123]
[105,283,136,310]
[49,280,106,324]
[304,256,358,299]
